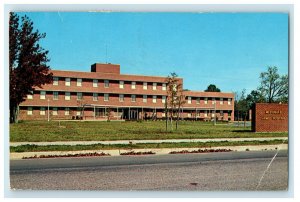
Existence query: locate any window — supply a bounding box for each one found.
[212,98,216,104]
[27,91,33,99]
[119,81,124,89]
[104,80,109,88]
[153,95,157,103]
[40,107,46,116]
[76,109,81,116]
[119,94,124,102]
[188,96,192,104]
[220,98,223,105]
[162,96,166,104]
[93,93,98,101]
[52,107,58,116]
[143,82,147,90]
[27,107,33,115]
[40,91,46,100]
[228,111,232,116]
[204,97,208,104]
[53,91,59,100]
[228,98,232,105]
[77,78,82,87]
[65,107,70,116]
[153,82,157,90]
[187,113,191,118]
[212,110,215,117]
[220,110,224,116]
[173,84,177,92]
[93,79,98,87]
[162,112,166,117]
[65,92,71,100]
[204,110,208,117]
[131,81,136,89]
[65,78,71,86]
[196,98,200,104]
[77,92,83,100]
[131,94,136,102]
[53,77,59,85]
[143,95,147,103]
[104,93,109,101]
[162,83,167,91]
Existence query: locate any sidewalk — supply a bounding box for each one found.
[10,137,288,147]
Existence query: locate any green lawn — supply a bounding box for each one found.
[10,120,288,142]
[10,139,287,153]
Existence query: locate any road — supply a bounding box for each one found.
[10,150,288,191]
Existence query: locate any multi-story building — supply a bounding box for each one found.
[18,63,234,121]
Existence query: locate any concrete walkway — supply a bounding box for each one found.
[10,137,288,147]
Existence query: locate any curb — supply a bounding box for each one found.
[10,144,288,160]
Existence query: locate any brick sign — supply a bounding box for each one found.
[251,103,288,132]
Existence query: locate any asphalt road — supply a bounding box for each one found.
[10,150,288,191]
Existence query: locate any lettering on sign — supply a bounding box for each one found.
[265,110,281,114]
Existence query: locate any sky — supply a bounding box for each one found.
[17,12,288,94]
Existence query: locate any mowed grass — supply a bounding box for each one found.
[10,120,288,142]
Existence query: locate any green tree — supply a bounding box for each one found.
[258,66,288,103]
[9,13,53,123]
[204,84,221,92]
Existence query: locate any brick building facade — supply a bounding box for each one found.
[18,63,235,121]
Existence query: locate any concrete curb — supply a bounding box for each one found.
[10,144,288,160]
[10,137,288,147]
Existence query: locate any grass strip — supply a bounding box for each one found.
[10,139,288,153]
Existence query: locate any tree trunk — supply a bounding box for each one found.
[10,104,19,123]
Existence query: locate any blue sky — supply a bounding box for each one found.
[17,12,288,94]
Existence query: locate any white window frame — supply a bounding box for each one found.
[204,110,208,117]
[153,82,157,90]
[212,98,216,104]
[53,91,59,100]
[65,78,71,86]
[228,98,232,105]
[162,83,167,91]
[152,95,157,103]
[53,77,59,86]
[76,110,81,116]
[143,95,147,103]
[52,107,58,116]
[162,112,166,117]
[143,82,148,90]
[131,81,136,89]
[27,107,33,115]
[77,92,83,100]
[204,97,208,104]
[27,91,33,99]
[131,94,136,102]
[93,79,98,87]
[220,98,224,105]
[65,92,71,100]
[40,91,46,100]
[40,107,46,116]
[77,78,82,87]
[104,80,109,88]
[104,93,109,101]
[93,93,98,101]
[119,94,124,102]
[188,96,192,104]
[212,110,216,118]
[187,113,191,118]
[119,81,124,89]
[65,107,70,116]
[162,96,166,104]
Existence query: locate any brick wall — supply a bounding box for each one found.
[251,103,288,132]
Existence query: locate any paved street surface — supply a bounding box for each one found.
[10,150,288,191]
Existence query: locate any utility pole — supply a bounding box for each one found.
[47,98,50,122]
[214,101,216,126]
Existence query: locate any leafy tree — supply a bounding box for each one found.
[9,13,53,123]
[204,84,221,92]
[245,90,265,109]
[258,66,288,103]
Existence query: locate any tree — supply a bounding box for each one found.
[258,66,288,103]
[245,90,265,109]
[165,72,185,131]
[9,13,53,123]
[204,84,221,92]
